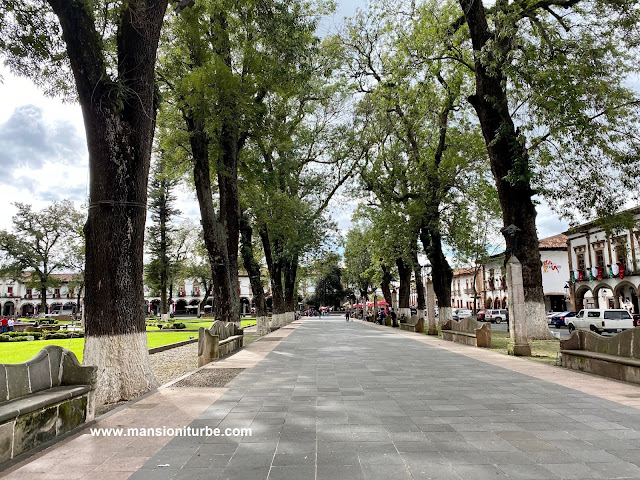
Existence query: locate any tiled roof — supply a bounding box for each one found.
[453,267,477,277]
[538,233,567,249]
[21,272,76,282]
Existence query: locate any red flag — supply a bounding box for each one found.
[619,264,625,279]
[597,267,603,280]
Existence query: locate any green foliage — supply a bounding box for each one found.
[42,331,84,340]
[306,253,347,308]
[4,331,43,339]
[0,201,84,298]
[468,0,640,223]
[343,223,376,296]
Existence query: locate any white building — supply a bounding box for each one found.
[145,273,259,316]
[481,234,569,312]
[565,206,640,312]
[0,273,80,317]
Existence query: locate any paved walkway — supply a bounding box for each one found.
[129,317,640,480]
[4,317,640,480]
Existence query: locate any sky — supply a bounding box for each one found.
[0,0,569,246]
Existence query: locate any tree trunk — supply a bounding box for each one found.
[381,264,393,306]
[459,0,551,339]
[420,226,453,326]
[414,264,426,322]
[40,279,47,315]
[47,0,169,406]
[188,114,236,324]
[283,258,298,324]
[259,226,285,327]
[240,214,268,334]
[396,258,411,319]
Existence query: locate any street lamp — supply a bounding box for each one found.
[564,282,570,297]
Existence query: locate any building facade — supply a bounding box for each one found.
[565,207,640,313]
[0,274,80,317]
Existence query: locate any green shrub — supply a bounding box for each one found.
[43,331,84,340]
[6,332,43,339]
[172,323,186,329]
[0,335,30,342]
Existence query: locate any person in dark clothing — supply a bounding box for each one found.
[390,308,398,327]
[345,309,350,322]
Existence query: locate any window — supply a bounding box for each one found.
[7,286,12,296]
[595,249,605,268]
[616,245,628,265]
[604,310,631,320]
[577,253,585,271]
[587,311,600,318]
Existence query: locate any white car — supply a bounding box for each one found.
[485,309,509,324]
[452,308,472,321]
[567,309,634,334]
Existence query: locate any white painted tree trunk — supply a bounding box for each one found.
[438,306,453,327]
[525,301,555,340]
[256,316,269,336]
[399,307,411,321]
[83,332,158,406]
[284,311,295,324]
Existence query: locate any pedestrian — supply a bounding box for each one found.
[390,308,398,328]
[1,316,8,333]
[8,317,14,332]
[345,309,350,322]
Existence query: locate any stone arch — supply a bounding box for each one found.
[613,280,638,311]
[502,297,508,309]
[574,285,592,310]
[175,299,187,314]
[21,302,35,317]
[485,297,492,309]
[240,297,250,315]
[592,283,614,309]
[2,301,15,316]
[493,298,501,309]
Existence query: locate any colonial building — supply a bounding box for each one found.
[145,273,259,316]
[450,267,484,310]
[565,206,640,313]
[481,234,569,312]
[0,273,80,317]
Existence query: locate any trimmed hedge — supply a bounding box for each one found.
[5,332,43,339]
[42,331,84,340]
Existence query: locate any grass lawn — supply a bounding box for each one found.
[0,331,197,364]
[488,330,561,365]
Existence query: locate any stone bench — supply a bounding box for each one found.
[0,346,97,465]
[197,320,244,367]
[400,315,424,333]
[441,317,491,348]
[560,328,640,384]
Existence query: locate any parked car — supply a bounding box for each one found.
[552,311,576,328]
[567,309,634,334]
[633,314,640,327]
[485,309,509,324]
[452,308,473,321]
[476,309,486,320]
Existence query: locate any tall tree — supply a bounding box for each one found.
[145,158,181,318]
[342,0,486,324]
[456,0,640,337]
[1,0,172,404]
[0,201,84,314]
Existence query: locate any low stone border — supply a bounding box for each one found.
[148,337,198,354]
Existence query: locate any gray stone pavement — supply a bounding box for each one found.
[131,317,640,480]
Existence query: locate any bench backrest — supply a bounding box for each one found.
[442,317,479,333]
[0,345,78,401]
[561,328,640,360]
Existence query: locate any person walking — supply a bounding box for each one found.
[345,309,350,322]
[8,317,14,332]
[0,316,7,333]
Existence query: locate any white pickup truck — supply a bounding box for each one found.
[567,309,634,334]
